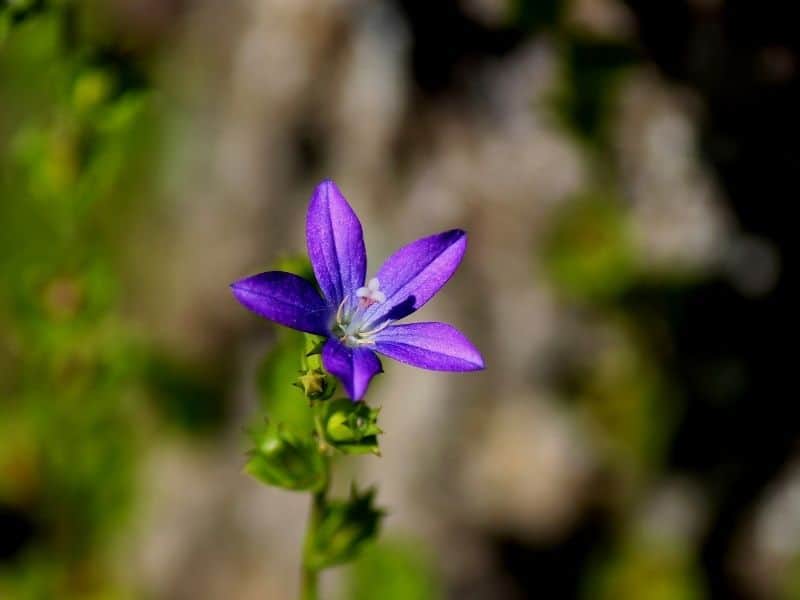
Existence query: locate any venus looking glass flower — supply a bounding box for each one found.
[231,180,484,400]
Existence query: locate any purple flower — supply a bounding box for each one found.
[231,180,484,400]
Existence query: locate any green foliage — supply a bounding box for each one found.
[304,485,384,570]
[542,191,636,302]
[551,36,638,151]
[255,262,322,437]
[779,553,800,600]
[245,421,327,492]
[0,0,49,35]
[275,255,316,285]
[144,354,226,434]
[585,537,705,600]
[345,538,443,600]
[0,4,159,596]
[575,339,676,486]
[256,331,316,437]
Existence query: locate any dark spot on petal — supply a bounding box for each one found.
[385,295,417,321]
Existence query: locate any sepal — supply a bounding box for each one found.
[292,334,336,401]
[305,485,384,570]
[293,368,334,400]
[244,421,326,491]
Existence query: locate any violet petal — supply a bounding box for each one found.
[322,338,383,401]
[230,271,331,336]
[375,321,484,371]
[306,180,367,306]
[363,229,467,325]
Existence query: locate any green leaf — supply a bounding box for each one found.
[256,331,314,437]
[345,537,443,600]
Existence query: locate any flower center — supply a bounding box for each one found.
[333,278,391,347]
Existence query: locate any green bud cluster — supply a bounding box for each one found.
[294,368,333,401]
[292,335,335,402]
[304,485,384,570]
[244,328,386,596]
[244,421,326,492]
[323,398,382,456]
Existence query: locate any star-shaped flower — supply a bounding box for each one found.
[231,180,484,400]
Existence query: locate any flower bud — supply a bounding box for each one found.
[305,485,384,570]
[294,368,330,399]
[244,421,326,491]
[323,398,382,455]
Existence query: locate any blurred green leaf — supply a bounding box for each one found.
[0,3,160,596]
[345,537,443,600]
[551,36,638,150]
[72,68,115,114]
[576,339,677,486]
[145,354,226,434]
[274,255,315,284]
[585,537,704,600]
[256,331,314,437]
[255,258,321,436]
[542,191,635,302]
[780,552,800,600]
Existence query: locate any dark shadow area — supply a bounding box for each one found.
[622,2,796,597]
[384,295,417,322]
[0,503,38,564]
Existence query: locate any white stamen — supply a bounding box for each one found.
[335,280,391,347]
[357,318,393,338]
[355,278,385,305]
[335,297,347,324]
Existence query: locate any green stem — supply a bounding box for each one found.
[300,485,327,600]
[301,567,318,600]
[301,403,331,600]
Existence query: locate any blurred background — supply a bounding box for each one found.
[0,0,795,598]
